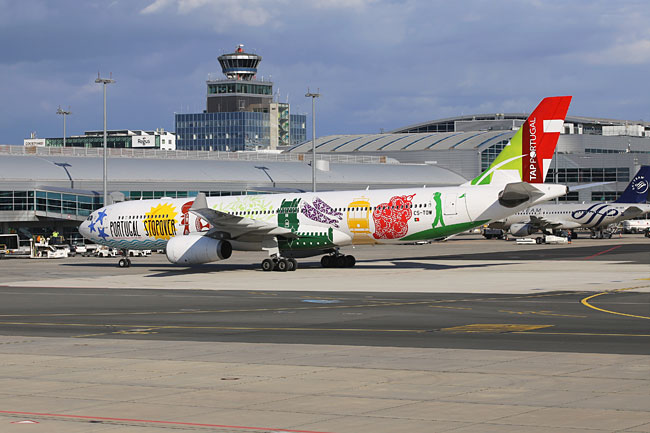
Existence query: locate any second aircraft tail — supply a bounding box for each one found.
[615,165,650,203]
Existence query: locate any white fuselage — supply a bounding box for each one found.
[500,202,650,231]
[79,184,566,252]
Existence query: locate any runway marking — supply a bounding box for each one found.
[0,292,582,319]
[0,321,431,334]
[430,305,472,310]
[514,331,650,337]
[581,287,650,320]
[0,410,333,433]
[3,321,650,338]
[498,310,587,318]
[440,324,553,333]
[581,244,623,260]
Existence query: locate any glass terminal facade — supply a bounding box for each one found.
[176,112,270,151]
[0,189,275,220]
[175,112,307,151]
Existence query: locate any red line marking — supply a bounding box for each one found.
[0,410,333,433]
[582,245,623,260]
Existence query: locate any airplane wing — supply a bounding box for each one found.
[613,205,650,223]
[189,193,297,242]
[527,215,581,230]
[529,215,561,229]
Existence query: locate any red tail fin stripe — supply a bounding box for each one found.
[522,96,572,183]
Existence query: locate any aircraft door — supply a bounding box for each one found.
[443,193,458,216]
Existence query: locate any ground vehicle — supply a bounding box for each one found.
[72,243,87,255]
[128,249,151,257]
[95,246,117,257]
[0,234,30,257]
[482,228,506,239]
[535,234,569,244]
[622,219,650,234]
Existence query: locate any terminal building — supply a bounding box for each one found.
[287,114,650,202]
[24,129,176,150]
[175,45,307,152]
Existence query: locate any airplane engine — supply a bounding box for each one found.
[166,235,232,265]
[509,223,536,237]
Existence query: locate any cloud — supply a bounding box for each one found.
[581,39,650,65]
[140,0,276,27]
[3,0,650,144]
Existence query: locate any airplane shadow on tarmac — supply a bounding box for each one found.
[141,261,512,277]
[418,242,647,264]
[62,260,512,276]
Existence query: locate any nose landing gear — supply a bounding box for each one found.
[118,249,131,268]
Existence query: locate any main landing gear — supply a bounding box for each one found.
[321,253,356,268]
[261,256,297,272]
[118,249,132,268]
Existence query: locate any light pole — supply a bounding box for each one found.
[305,89,320,193]
[56,106,71,147]
[95,73,115,206]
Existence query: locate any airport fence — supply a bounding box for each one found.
[0,145,396,165]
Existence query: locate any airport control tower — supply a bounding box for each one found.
[175,45,306,152]
[206,44,273,113]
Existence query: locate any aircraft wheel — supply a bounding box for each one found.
[287,258,297,271]
[606,233,612,239]
[535,237,542,244]
[118,258,129,268]
[344,255,356,268]
[335,255,347,268]
[277,259,289,272]
[321,255,333,268]
[261,258,275,272]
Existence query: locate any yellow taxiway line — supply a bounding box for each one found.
[581,287,650,320]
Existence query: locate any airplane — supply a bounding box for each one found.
[490,165,650,240]
[79,96,572,271]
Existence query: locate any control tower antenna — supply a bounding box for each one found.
[218,44,262,81]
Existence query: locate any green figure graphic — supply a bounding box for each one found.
[278,198,301,232]
[432,192,445,228]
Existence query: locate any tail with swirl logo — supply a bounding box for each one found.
[615,166,650,203]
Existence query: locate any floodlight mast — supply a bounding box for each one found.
[95,73,115,207]
[305,89,320,193]
[56,106,71,147]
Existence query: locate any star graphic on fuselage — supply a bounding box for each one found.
[98,227,109,240]
[88,220,97,233]
[96,209,108,225]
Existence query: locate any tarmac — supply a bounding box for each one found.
[0,234,648,432]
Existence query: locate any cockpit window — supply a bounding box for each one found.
[87,216,93,221]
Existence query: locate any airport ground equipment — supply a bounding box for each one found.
[622,219,650,234]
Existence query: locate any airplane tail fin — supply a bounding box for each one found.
[615,165,650,203]
[468,96,572,186]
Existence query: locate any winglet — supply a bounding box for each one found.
[190,192,208,211]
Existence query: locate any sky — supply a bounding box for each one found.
[2,0,650,145]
